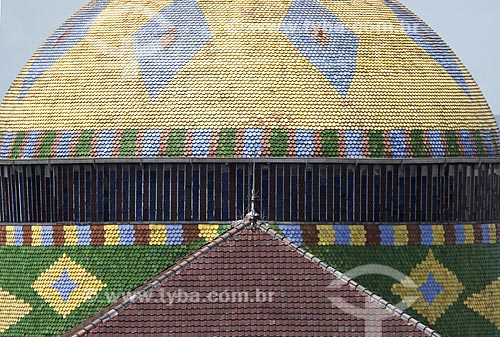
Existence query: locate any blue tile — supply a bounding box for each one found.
[76,225,92,246]
[279,224,303,246]
[118,224,136,245]
[481,224,491,244]
[420,225,434,246]
[56,131,76,158]
[41,226,54,246]
[135,0,212,99]
[428,130,445,158]
[295,130,314,157]
[141,130,162,157]
[243,129,263,157]
[52,269,79,303]
[0,132,15,159]
[380,225,396,246]
[481,131,496,156]
[281,0,359,98]
[385,0,471,98]
[13,226,24,246]
[192,129,212,158]
[418,272,444,305]
[166,224,184,245]
[333,225,351,245]
[21,131,42,159]
[19,0,110,99]
[389,130,408,158]
[345,130,363,158]
[454,224,466,244]
[96,130,116,158]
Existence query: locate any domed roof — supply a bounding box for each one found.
[0,0,498,159]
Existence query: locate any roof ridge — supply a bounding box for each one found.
[258,223,442,337]
[63,217,442,337]
[63,219,251,337]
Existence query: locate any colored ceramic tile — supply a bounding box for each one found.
[465,277,500,330]
[281,0,359,97]
[392,250,464,324]
[135,0,211,99]
[19,0,110,99]
[0,288,32,333]
[2,128,498,159]
[384,0,471,98]
[32,254,107,318]
[275,223,500,247]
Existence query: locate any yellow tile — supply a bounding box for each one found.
[432,225,445,246]
[1,0,494,132]
[464,224,475,244]
[317,225,335,246]
[488,224,497,244]
[31,226,43,247]
[5,226,15,246]
[198,224,219,242]
[32,254,106,318]
[149,224,167,245]
[465,277,500,330]
[64,226,79,246]
[0,288,32,333]
[394,225,409,246]
[392,250,464,325]
[349,225,366,246]
[104,224,120,246]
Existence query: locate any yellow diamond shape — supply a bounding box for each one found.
[0,288,32,333]
[465,277,500,330]
[32,254,106,318]
[392,250,464,325]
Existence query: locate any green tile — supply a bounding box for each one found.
[167,129,186,157]
[303,243,500,337]
[217,128,236,157]
[269,129,288,157]
[9,132,26,159]
[410,130,427,158]
[367,130,385,158]
[0,242,205,337]
[38,131,57,159]
[75,130,95,158]
[118,129,139,157]
[321,130,340,157]
[444,130,460,157]
[472,130,486,156]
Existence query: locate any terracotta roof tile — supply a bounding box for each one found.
[65,223,436,337]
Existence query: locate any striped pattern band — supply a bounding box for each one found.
[1,128,499,159]
[1,223,499,247]
[277,223,500,247]
[0,224,227,247]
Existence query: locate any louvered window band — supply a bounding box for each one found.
[1,162,499,224]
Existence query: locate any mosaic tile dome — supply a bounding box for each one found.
[0,2,500,337]
[0,0,498,159]
[0,0,499,159]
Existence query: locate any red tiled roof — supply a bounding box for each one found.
[65,223,437,337]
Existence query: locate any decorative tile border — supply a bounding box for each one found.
[0,224,228,247]
[2,223,498,247]
[0,128,498,160]
[276,223,500,247]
